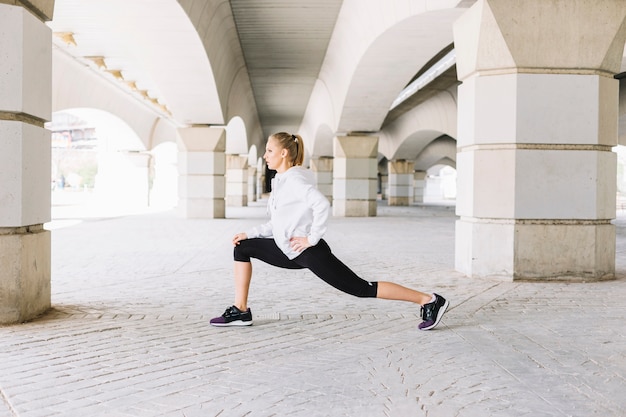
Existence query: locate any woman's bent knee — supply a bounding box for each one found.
[233,244,251,262]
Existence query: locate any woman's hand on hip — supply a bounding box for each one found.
[290,236,311,252]
[233,233,248,246]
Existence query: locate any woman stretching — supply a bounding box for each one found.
[210,132,449,331]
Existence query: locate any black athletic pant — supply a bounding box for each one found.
[234,238,378,298]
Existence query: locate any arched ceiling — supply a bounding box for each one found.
[338,8,466,133]
[46,0,626,149]
[48,0,220,126]
[48,0,343,145]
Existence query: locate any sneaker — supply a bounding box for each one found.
[418,294,449,331]
[210,305,253,327]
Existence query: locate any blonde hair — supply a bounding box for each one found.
[270,132,304,166]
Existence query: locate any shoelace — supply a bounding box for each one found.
[225,306,239,317]
[421,304,435,320]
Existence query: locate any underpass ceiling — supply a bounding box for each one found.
[49,0,220,126]
[229,0,343,138]
[46,0,626,142]
[49,0,343,138]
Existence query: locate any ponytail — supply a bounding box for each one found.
[270,132,304,166]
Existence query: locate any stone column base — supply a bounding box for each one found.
[388,160,414,206]
[455,219,615,281]
[177,127,226,218]
[178,199,225,219]
[388,196,411,206]
[0,227,51,324]
[413,171,426,203]
[332,136,378,216]
[311,157,333,203]
[332,200,377,217]
[226,155,248,207]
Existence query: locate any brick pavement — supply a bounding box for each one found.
[0,200,625,416]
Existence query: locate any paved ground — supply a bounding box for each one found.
[1,195,625,417]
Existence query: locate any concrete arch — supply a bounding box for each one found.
[51,0,219,131]
[313,0,466,134]
[311,123,336,159]
[299,0,466,156]
[338,7,465,132]
[434,157,456,169]
[248,145,258,167]
[379,89,457,160]
[226,65,265,152]
[52,50,160,151]
[177,0,264,152]
[225,116,248,155]
[414,136,457,171]
[56,108,143,152]
[148,118,178,150]
[300,79,337,158]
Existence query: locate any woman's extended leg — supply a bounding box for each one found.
[377,282,449,330]
[295,239,449,330]
[376,281,433,305]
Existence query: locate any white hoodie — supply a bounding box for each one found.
[246,166,330,260]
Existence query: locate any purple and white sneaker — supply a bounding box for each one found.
[418,294,449,331]
[210,305,253,327]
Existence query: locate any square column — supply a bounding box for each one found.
[310,157,333,203]
[453,0,626,280]
[388,160,414,206]
[0,4,53,323]
[413,171,426,203]
[247,166,257,203]
[226,155,248,207]
[333,136,378,217]
[177,127,226,218]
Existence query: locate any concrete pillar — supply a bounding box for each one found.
[453,0,626,280]
[247,166,257,203]
[0,2,54,324]
[333,136,378,217]
[226,155,248,207]
[311,157,333,203]
[177,127,225,218]
[413,171,427,203]
[256,160,265,199]
[388,160,414,206]
[380,174,388,200]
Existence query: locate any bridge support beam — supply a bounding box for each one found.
[388,160,414,206]
[177,127,226,218]
[413,171,426,204]
[453,0,626,280]
[332,136,378,217]
[247,166,257,203]
[0,3,54,324]
[226,155,249,207]
[311,157,333,204]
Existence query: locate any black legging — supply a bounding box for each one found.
[234,238,378,298]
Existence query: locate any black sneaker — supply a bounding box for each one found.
[418,294,449,331]
[210,306,253,327]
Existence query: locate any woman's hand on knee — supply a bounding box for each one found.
[233,233,248,246]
